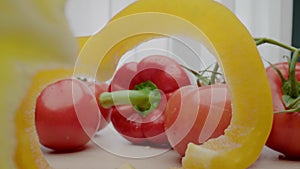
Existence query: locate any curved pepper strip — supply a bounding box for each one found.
[76,0,273,169]
[0,1,77,169]
[0,0,273,169]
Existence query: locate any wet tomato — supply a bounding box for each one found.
[164,84,232,157]
[35,78,100,151]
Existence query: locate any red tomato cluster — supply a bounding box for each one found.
[104,55,232,153]
[35,55,232,156]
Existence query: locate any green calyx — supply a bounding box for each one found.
[99,80,161,117]
[255,38,300,114]
[132,81,161,117]
[279,50,300,113]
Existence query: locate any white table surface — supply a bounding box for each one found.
[44,125,300,169]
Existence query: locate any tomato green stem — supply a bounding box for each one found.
[100,90,148,108]
[285,95,300,109]
[275,107,300,114]
[99,81,161,117]
[254,38,298,52]
[181,63,223,87]
[209,63,219,85]
[264,59,286,82]
[255,37,300,97]
[288,50,300,98]
[181,64,210,86]
[255,37,300,113]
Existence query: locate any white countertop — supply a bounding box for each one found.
[44,125,300,169]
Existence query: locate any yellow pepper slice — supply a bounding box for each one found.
[77,36,91,50]
[0,0,273,169]
[0,1,77,169]
[77,0,273,168]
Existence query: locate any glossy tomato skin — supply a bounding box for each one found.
[111,106,146,145]
[109,55,191,147]
[109,55,191,92]
[35,79,100,151]
[164,84,232,157]
[134,55,191,93]
[91,82,112,131]
[266,62,300,159]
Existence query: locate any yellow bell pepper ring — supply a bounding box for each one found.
[0,1,77,169]
[77,0,273,168]
[0,0,273,169]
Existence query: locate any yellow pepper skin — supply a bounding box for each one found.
[0,1,77,169]
[77,36,91,50]
[0,0,273,169]
[78,0,273,169]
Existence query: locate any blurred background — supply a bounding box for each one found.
[64,0,297,69]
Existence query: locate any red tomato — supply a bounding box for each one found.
[110,94,169,147]
[133,55,191,93]
[35,78,100,151]
[109,55,191,92]
[108,55,191,147]
[266,62,300,160]
[164,84,232,157]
